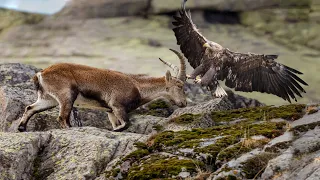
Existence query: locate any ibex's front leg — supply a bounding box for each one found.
[109,103,129,132]
[56,91,78,129]
[107,112,119,130]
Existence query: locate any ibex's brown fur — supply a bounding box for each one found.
[18,49,187,132]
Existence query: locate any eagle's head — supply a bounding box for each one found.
[203,41,223,52]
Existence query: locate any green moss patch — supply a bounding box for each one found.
[123,149,150,161]
[152,124,164,131]
[123,142,151,161]
[133,99,173,117]
[154,121,285,150]
[127,155,203,180]
[211,104,306,123]
[170,113,202,124]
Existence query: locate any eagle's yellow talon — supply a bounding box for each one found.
[194,78,201,84]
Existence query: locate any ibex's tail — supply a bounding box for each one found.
[32,72,43,92]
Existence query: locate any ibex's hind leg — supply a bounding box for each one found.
[18,94,58,132]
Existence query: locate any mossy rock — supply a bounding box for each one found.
[153,121,286,167]
[216,138,269,163]
[291,121,320,136]
[170,113,202,124]
[123,142,151,161]
[168,104,305,128]
[127,155,204,180]
[241,152,278,179]
[211,104,306,123]
[308,109,319,115]
[118,104,307,179]
[153,121,286,148]
[133,99,173,117]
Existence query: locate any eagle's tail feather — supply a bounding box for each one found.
[214,84,228,98]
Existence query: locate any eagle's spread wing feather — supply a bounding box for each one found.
[172,6,207,68]
[220,50,308,103]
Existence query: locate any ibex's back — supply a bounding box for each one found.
[40,63,141,110]
[18,49,188,132]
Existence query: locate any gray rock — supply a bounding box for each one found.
[261,126,320,180]
[184,83,264,109]
[225,89,265,109]
[0,127,147,180]
[178,171,191,178]
[287,151,320,180]
[263,131,294,153]
[292,127,320,155]
[0,63,40,86]
[261,147,294,180]
[0,132,50,180]
[124,114,165,134]
[56,0,149,19]
[291,111,320,129]
[169,97,233,119]
[164,113,215,132]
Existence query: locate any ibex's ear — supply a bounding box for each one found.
[165,70,172,83]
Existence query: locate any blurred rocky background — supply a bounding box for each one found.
[0,0,319,105]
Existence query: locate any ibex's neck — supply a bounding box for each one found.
[129,75,169,105]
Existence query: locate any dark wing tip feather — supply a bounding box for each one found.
[223,52,308,103]
[283,65,303,75]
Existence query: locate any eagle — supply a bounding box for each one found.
[172,0,308,103]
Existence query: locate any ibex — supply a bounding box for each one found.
[18,49,187,132]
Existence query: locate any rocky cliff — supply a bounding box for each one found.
[0,63,319,180]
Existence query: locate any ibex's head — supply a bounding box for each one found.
[160,49,188,107]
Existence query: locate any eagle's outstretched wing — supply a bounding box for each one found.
[172,0,207,68]
[219,50,308,103]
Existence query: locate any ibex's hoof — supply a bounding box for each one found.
[113,123,129,132]
[18,126,26,132]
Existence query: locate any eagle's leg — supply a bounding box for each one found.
[187,64,205,79]
[195,67,216,86]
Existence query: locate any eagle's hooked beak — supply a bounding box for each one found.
[203,42,210,48]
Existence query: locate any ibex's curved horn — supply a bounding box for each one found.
[158,58,179,77]
[169,49,187,81]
